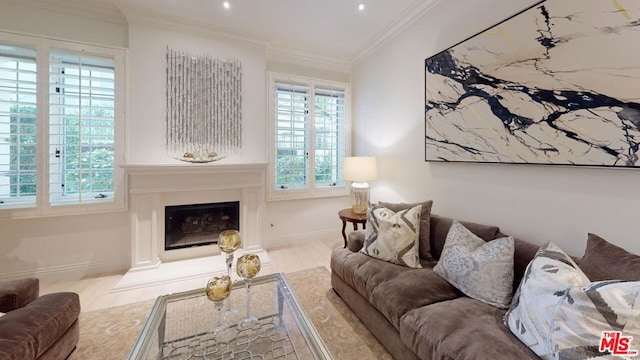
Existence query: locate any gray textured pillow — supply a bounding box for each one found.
[505,241,640,359]
[433,220,514,308]
[360,203,422,268]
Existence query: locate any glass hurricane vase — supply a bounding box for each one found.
[236,254,261,330]
[205,275,232,336]
[218,230,241,319]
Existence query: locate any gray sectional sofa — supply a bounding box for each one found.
[330,212,543,360]
[331,209,640,360]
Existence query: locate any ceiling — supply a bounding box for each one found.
[114,0,440,67]
[9,0,440,68]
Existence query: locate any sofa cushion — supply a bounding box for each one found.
[0,278,39,313]
[505,241,640,359]
[578,233,640,281]
[509,235,539,292]
[434,221,514,308]
[400,297,538,360]
[429,215,500,259]
[0,292,80,359]
[346,230,366,252]
[361,204,423,268]
[38,319,79,360]
[379,200,433,259]
[331,247,460,330]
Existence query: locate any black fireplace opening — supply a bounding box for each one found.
[165,201,240,251]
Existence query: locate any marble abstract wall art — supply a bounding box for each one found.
[425,0,640,167]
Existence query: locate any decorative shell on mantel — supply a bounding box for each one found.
[174,151,226,163]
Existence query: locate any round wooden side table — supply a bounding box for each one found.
[338,208,367,248]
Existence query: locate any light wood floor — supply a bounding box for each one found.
[40,237,343,312]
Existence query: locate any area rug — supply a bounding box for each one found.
[69,267,392,359]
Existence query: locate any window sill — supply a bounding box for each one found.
[267,187,349,202]
[0,199,127,220]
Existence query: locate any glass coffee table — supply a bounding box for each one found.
[128,273,332,359]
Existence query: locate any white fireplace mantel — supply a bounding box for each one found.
[124,163,267,193]
[122,162,268,272]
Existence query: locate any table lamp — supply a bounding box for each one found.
[343,156,377,214]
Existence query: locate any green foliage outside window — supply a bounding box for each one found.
[275,153,336,188]
[276,153,306,188]
[9,105,36,197]
[314,154,336,185]
[7,105,114,198]
[58,112,114,196]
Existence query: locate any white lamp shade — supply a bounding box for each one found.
[343,156,377,182]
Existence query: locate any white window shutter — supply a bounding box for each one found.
[314,87,346,188]
[0,44,37,208]
[48,49,116,206]
[274,82,310,190]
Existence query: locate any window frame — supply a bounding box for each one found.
[267,72,351,201]
[0,31,126,219]
[0,34,38,210]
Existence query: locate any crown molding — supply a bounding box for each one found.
[10,0,440,73]
[2,0,127,25]
[267,46,352,74]
[352,0,443,65]
[118,4,351,73]
[116,6,269,50]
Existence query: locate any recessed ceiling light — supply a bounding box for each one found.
[222,1,231,9]
[357,2,367,12]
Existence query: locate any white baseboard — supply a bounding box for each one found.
[265,229,342,249]
[0,259,129,282]
[0,230,340,284]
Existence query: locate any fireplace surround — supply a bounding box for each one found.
[123,163,267,270]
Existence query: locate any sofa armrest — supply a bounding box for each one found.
[347,230,366,252]
[0,278,39,313]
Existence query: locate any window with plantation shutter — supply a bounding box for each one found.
[275,82,310,190]
[268,73,350,201]
[0,43,37,208]
[0,31,125,218]
[314,87,346,188]
[49,49,116,206]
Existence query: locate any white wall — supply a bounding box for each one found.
[0,4,350,281]
[264,60,351,245]
[352,0,640,256]
[265,196,349,247]
[0,2,127,48]
[126,21,267,164]
[125,21,351,245]
[0,4,131,281]
[0,212,130,280]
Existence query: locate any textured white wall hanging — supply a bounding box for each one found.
[166,47,242,163]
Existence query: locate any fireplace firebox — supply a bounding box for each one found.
[165,201,240,251]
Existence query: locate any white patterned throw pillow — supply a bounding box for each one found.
[505,241,640,359]
[360,203,422,268]
[433,220,514,308]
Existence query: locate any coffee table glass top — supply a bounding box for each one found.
[128,273,332,360]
